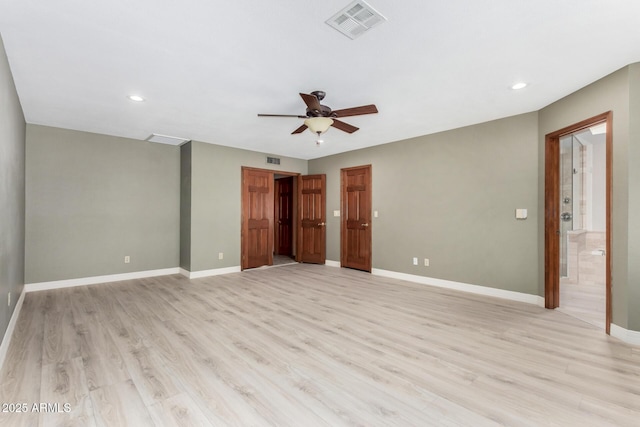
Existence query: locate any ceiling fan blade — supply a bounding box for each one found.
[331,119,359,134]
[332,104,378,118]
[258,113,307,118]
[292,124,308,134]
[300,93,322,112]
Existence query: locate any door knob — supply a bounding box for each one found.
[317,222,326,226]
[361,223,369,227]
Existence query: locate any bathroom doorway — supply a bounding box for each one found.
[544,112,612,333]
[557,126,607,328]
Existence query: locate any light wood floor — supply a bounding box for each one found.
[1,264,639,426]
[559,279,606,330]
[272,255,297,266]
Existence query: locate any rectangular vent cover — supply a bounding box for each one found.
[145,133,191,146]
[326,0,387,39]
[266,156,281,165]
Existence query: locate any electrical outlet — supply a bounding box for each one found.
[424,258,430,267]
[218,252,224,260]
[124,256,130,264]
[412,257,418,266]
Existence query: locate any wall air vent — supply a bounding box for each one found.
[326,0,387,40]
[145,133,191,146]
[266,156,281,165]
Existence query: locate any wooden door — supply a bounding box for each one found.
[275,177,294,256]
[297,174,326,264]
[341,165,372,272]
[241,167,274,269]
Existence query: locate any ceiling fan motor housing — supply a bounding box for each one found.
[306,90,334,117]
[306,104,334,117]
[310,90,326,100]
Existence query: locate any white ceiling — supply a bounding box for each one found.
[1,0,639,160]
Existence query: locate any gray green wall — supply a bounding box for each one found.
[629,64,640,332]
[183,141,307,272]
[538,65,637,330]
[309,112,540,295]
[0,35,26,340]
[25,125,180,283]
[180,142,192,270]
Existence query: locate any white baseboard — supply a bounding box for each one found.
[371,268,545,307]
[610,324,640,346]
[24,267,181,292]
[184,261,341,278]
[184,266,242,279]
[0,289,26,373]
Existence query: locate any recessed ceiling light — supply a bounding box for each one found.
[128,95,145,102]
[511,82,528,90]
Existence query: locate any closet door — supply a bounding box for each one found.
[241,167,274,269]
[297,174,326,264]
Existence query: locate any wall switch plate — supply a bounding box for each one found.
[424,258,430,266]
[333,210,340,217]
[374,211,379,218]
[7,292,10,307]
[515,208,528,219]
[412,257,418,265]
[124,256,130,264]
[218,252,224,260]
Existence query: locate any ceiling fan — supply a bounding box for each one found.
[258,91,378,139]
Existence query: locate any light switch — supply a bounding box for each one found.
[515,209,528,220]
[333,210,340,217]
[374,211,379,218]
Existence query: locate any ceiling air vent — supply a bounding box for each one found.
[145,133,191,146]
[326,0,387,40]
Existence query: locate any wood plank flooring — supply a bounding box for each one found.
[559,279,606,330]
[1,264,639,426]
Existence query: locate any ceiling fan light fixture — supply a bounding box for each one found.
[304,117,334,134]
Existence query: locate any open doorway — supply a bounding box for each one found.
[557,126,607,329]
[544,112,612,334]
[241,167,298,270]
[241,167,327,270]
[274,175,295,265]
